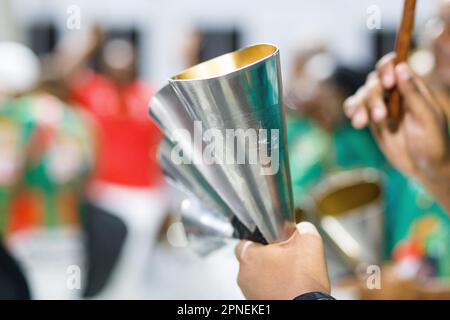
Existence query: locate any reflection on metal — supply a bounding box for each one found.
[151,84,255,231]
[179,200,229,257]
[310,168,384,271]
[159,138,268,244]
[180,198,234,239]
[159,138,232,221]
[150,44,296,244]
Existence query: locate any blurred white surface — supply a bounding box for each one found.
[8,227,84,300]
[4,0,441,84]
[140,242,244,300]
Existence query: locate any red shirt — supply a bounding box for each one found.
[70,70,163,187]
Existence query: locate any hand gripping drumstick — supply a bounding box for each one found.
[386,0,417,131]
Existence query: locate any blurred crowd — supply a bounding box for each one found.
[0,25,170,299]
[284,1,450,298]
[0,0,450,300]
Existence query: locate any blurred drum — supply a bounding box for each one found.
[309,168,384,273]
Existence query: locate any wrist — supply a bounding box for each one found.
[293,292,335,301]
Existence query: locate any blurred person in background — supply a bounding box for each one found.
[236,44,450,301]
[0,41,39,300]
[285,44,385,206]
[0,41,95,299]
[341,1,450,298]
[343,56,450,299]
[267,23,450,297]
[48,25,168,298]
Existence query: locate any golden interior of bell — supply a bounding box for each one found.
[316,182,381,217]
[172,44,277,80]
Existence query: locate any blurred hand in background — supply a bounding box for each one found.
[344,54,450,214]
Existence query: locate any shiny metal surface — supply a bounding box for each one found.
[180,197,231,256]
[310,169,384,269]
[166,44,295,242]
[159,138,232,221]
[150,84,256,231]
[159,138,263,244]
[180,197,234,239]
[160,167,231,256]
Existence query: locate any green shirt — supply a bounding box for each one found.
[287,115,450,278]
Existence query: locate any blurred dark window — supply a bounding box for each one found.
[198,28,240,62]
[333,66,369,97]
[27,22,58,57]
[372,29,396,63]
[371,29,416,65]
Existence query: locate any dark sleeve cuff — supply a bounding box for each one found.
[293,292,336,300]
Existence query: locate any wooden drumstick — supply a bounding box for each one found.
[387,0,417,131]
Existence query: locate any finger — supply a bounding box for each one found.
[347,75,384,128]
[365,73,387,123]
[370,121,385,146]
[347,86,371,128]
[295,222,328,289]
[344,73,373,118]
[376,53,396,89]
[370,120,390,156]
[370,95,388,123]
[398,63,444,117]
[351,104,369,129]
[296,221,321,238]
[288,222,325,261]
[395,63,436,119]
[343,95,359,118]
[235,240,261,262]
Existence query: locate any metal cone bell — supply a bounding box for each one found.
[150,44,296,243]
[150,84,255,231]
[159,138,265,243]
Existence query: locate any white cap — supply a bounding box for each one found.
[0,41,41,94]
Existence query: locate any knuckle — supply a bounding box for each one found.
[355,87,368,102]
[367,78,379,93]
[376,52,396,70]
[366,71,377,82]
[343,97,353,110]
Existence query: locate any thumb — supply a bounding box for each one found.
[292,222,324,252]
[295,222,330,293]
[296,221,321,237]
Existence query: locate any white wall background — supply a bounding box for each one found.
[2,0,442,85]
